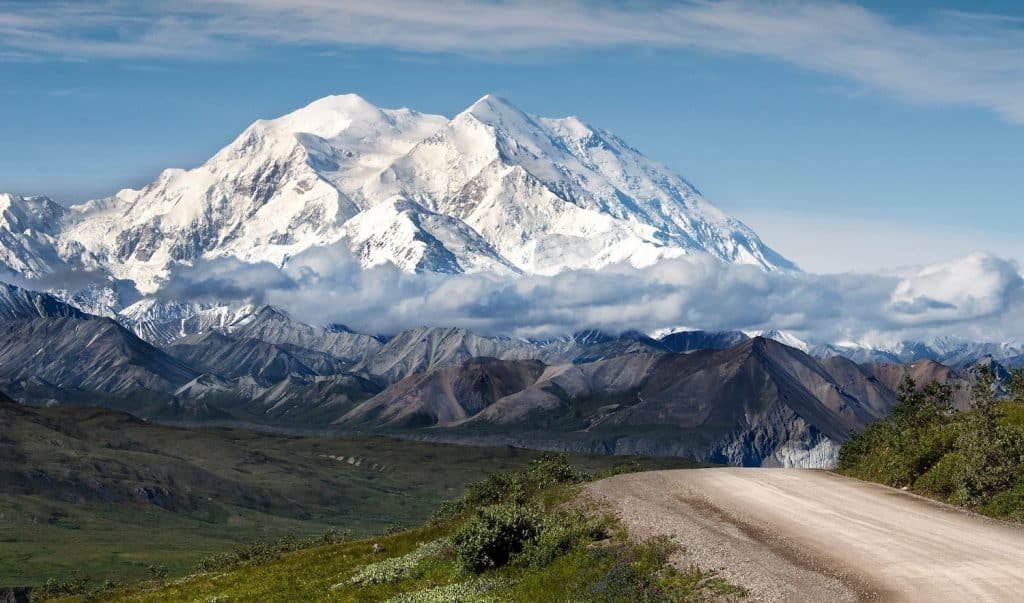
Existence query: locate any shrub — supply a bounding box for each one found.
[196,528,353,573]
[836,420,888,472]
[34,571,93,599]
[951,423,1024,506]
[584,536,734,603]
[523,454,588,489]
[891,376,953,430]
[839,376,959,487]
[433,454,587,522]
[980,477,1024,521]
[1010,368,1024,403]
[914,452,960,496]
[519,509,608,568]
[452,503,543,573]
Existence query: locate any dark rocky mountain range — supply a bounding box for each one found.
[336,339,975,466]
[0,317,197,397]
[0,282,89,320]
[0,280,993,467]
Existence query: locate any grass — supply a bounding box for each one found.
[44,456,742,602]
[0,402,698,587]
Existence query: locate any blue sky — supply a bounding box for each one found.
[1,0,1022,272]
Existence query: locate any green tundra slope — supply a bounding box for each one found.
[0,400,694,587]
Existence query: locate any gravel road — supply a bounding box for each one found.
[587,468,1024,602]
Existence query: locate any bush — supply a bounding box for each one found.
[196,528,352,572]
[34,571,93,599]
[951,423,1024,506]
[433,454,587,522]
[519,509,608,568]
[523,455,588,489]
[583,536,743,603]
[386,577,507,603]
[914,452,960,496]
[836,421,895,476]
[840,377,959,487]
[980,477,1024,521]
[453,503,543,573]
[1009,368,1024,403]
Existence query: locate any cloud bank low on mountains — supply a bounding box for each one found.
[160,245,1024,343]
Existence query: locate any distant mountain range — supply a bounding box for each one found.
[0,280,1005,468]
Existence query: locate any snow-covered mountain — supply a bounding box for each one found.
[117,298,258,345]
[744,329,810,353]
[0,194,68,279]
[811,336,1024,367]
[0,93,794,296]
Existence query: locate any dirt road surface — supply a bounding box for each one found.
[587,468,1024,602]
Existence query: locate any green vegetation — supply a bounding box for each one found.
[46,456,742,602]
[0,402,697,587]
[838,368,1024,520]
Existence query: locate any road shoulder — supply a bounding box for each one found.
[586,471,866,602]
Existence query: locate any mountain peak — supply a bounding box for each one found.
[296,93,381,117]
[460,93,532,127]
[254,93,389,140]
[468,93,515,110]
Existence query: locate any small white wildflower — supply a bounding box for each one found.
[386,577,506,603]
[334,539,448,589]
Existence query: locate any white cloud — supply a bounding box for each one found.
[161,246,1024,344]
[2,1,1024,123]
[888,252,1023,325]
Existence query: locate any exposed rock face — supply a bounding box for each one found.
[230,306,383,364]
[168,332,317,383]
[340,357,546,428]
[352,327,544,383]
[659,329,750,353]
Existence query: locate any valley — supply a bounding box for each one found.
[0,400,693,586]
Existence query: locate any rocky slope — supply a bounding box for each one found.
[0,281,89,320]
[336,338,928,467]
[0,317,196,396]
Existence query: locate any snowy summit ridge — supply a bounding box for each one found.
[2,93,794,293]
